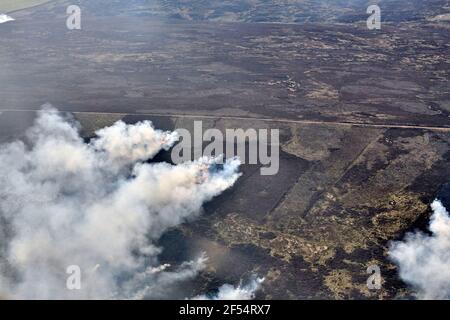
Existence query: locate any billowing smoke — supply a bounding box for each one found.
[0,14,14,24]
[0,107,241,299]
[193,276,264,300]
[389,200,450,299]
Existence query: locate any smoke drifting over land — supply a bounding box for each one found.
[194,276,265,300]
[389,200,450,299]
[0,108,241,299]
[0,14,14,24]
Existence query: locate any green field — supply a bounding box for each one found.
[0,0,52,13]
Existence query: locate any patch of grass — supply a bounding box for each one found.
[0,0,52,13]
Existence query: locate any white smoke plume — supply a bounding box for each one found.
[0,107,241,299]
[389,200,450,299]
[0,14,14,24]
[193,277,264,300]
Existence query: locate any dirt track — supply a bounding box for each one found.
[2,109,449,132]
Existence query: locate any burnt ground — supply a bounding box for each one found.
[0,0,449,299]
[1,3,450,127]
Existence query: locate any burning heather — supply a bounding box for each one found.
[0,107,241,299]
